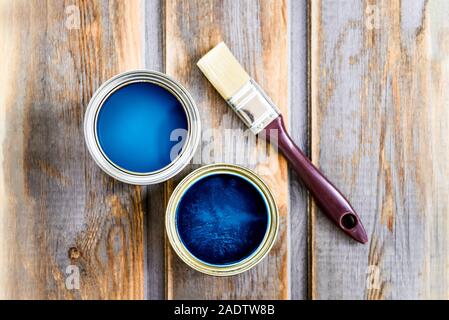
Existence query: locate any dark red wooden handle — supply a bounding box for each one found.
[265,116,368,243]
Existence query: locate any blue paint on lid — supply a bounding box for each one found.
[175,173,269,266]
[96,81,188,173]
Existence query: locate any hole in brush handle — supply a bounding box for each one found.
[340,213,358,230]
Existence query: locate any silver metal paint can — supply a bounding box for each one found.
[84,70,201,185]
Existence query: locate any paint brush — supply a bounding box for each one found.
[197,42,368,244]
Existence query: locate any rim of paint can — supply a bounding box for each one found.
[84,70,201,185]
[165,163,279,276]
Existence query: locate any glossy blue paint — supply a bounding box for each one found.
[175,173,269,266]
[96,81,188,173]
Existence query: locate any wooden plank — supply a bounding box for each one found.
[0,0,146,299]
[165,0,290,299]
[142,0,166,300]
[310,0,449,299]
[289,0,309,300]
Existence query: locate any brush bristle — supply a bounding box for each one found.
[197,42,250,100]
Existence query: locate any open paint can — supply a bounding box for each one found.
[84,70,201,184]
[166,164,279,276]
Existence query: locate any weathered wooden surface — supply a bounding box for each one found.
[164,0,290,299]
[0,0,146,299]
[143,0,166,300]
[310,0,449,299]
[0,0,308,300]
[4,0,447,301]
[289,0,309,300]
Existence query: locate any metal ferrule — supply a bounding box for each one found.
[227,79,281,134]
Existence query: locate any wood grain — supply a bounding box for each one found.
[0,0,147,299]
[164,0,290,299]
[142,0,166,300]
[289,0,309,300]
[310,0,449,299]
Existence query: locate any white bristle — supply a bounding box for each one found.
[197,42,250,100]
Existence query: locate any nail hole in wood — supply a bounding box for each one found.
[68,247,81,260]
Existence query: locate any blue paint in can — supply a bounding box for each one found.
[96,81,188,173]
[175,173,269,266]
